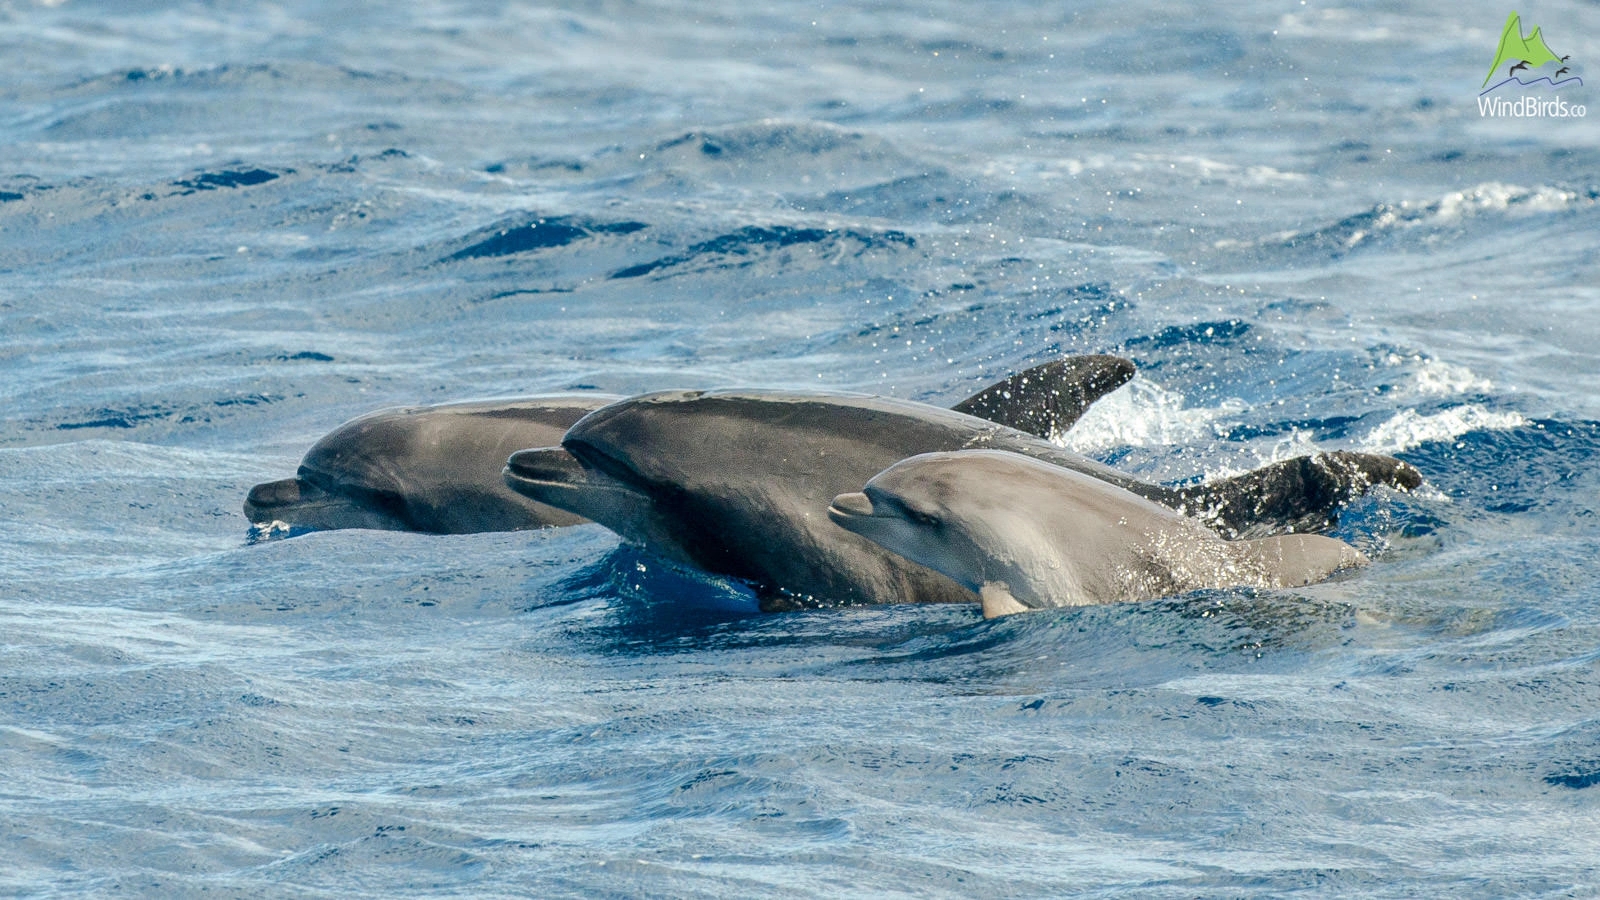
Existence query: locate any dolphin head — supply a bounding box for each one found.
[505,391,725,554]
[244,407,422,530]
[260,397,606,534]
[243,474,410,531]
[504,440,692,563]
[504,445,646,525]
[827,487,976,591]
[830,450,1114,610]
[827,451,1017,596]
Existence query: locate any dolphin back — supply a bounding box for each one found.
[1232,532,1369,587]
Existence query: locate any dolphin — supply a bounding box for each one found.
[829,449,1367,618]
[504,389,1417,609]
[245,355,1136,535]
[246,395,615,533]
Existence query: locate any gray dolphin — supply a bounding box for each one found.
[503,389,1417,609]
[245,355,1135,535]
[246,395,615,533]
[829,450,1367,618]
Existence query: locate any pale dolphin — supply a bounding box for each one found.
[829,449,1368,617]
[246,355,1136,535]
[504,389,1415,609]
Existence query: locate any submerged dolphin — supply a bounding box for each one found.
[829,450,1367,618]
[504,389,1417,609]
[245,355,1135,535]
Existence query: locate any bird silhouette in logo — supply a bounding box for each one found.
[1481,14,1581,92]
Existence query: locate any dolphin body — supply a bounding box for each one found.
[504,388,1418,609]
[245,355,1136,535]
[829,450,1368,618]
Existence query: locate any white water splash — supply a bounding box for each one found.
[1060,361,1523,478]
[1404,356,1495,397]
[1360,405,1528,454]
[1227,182,1587,251]
[1057,378,1245,454]
[1360,182,1581,233]
[1431,182,1579,220]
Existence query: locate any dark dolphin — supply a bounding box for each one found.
[245,355,1136,535]
[504,389,1420,609]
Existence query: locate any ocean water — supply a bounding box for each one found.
[4,1,1600,895]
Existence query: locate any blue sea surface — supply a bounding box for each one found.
[4,1,1600,896]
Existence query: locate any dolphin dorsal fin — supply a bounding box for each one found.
[953,355,1135,439]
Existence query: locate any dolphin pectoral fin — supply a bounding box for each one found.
[980,581,1031,618]
[1179,451,1423,539]
[1234,533,1368,588]
[953,355,1136,439]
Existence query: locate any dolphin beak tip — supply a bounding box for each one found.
[827,491,874,523]
[504,447,587,491]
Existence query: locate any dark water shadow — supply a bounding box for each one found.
[544,542,1003,661]
[828,589,1363,691]
[552,539,1367,690]
[549,545,767,651]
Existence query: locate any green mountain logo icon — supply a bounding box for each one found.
[1483,11,1565,86]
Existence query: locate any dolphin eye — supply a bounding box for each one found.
[895,500,941,529]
